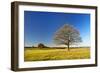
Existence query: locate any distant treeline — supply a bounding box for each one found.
[25,43,90,49]
[24,47,66,49]
[24,46,90,49]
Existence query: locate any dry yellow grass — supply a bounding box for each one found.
[24,47,90,61]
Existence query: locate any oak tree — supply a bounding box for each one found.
[54,24,82,51]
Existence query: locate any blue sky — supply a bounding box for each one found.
[24,11,90,47]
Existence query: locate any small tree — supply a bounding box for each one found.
[38,43,46,48]
[54,24,82,51]
[32,45,35,48]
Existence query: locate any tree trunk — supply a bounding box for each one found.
[67,44,70,51]
[67,36,70,51]
[67,41,70,51]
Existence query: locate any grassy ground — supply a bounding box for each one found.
[24,47,90,61]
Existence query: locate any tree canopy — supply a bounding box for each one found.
[54,24,82,51]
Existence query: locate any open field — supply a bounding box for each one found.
[24,47,90,61]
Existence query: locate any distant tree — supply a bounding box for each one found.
[38,43,47,48]
[54,24,82,51]
[32,45,35,48]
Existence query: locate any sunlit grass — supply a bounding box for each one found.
[24,47,90,61]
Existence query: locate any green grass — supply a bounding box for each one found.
[24,47,90,61]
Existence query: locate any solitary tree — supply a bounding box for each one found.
[38,43,47,48]
[54,24,82,51]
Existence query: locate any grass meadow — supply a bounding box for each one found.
[24,47,90,61]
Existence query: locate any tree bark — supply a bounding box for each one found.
[67,44,70,51]
[67,36,70,51]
